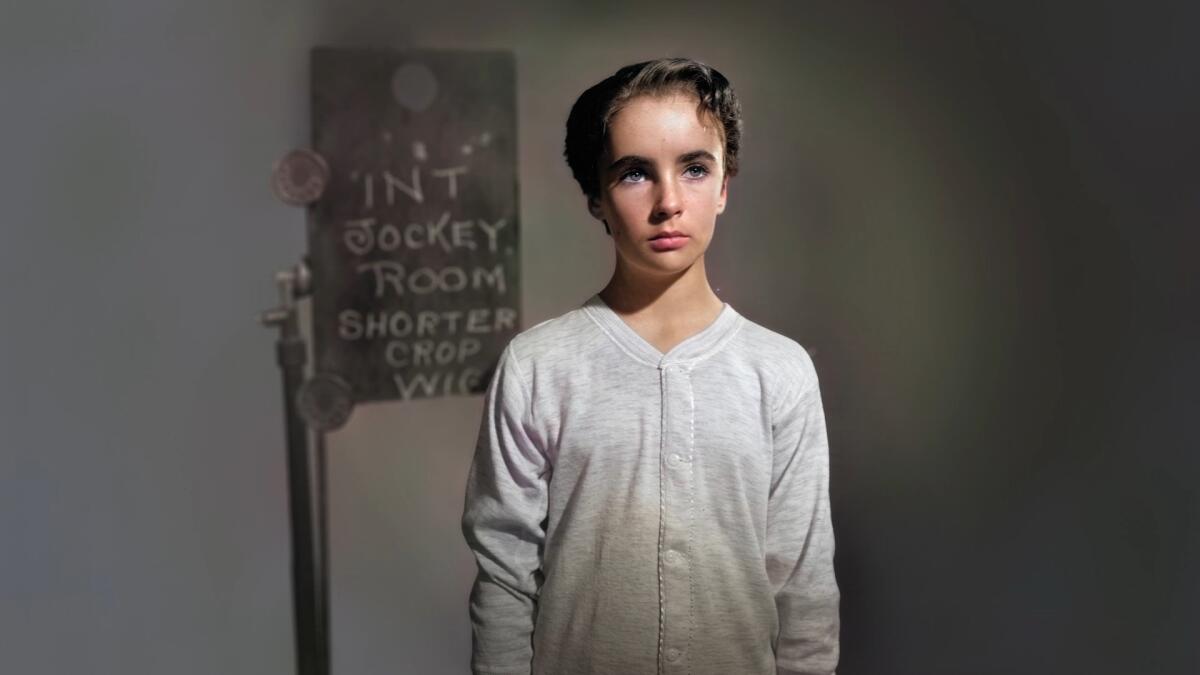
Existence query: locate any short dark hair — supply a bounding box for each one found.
[563,58,743,201]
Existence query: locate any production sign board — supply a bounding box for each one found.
[307,47,520,404]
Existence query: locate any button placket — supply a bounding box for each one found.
[659,363,694,672]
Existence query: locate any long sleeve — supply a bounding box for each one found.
[767,353,841,675]
[461,343,551,675]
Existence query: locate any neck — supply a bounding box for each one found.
[599,256,723,320]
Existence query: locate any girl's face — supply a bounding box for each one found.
[588,93,728,277]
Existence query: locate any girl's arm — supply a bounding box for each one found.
[461,343,550,675]
[767,348,841,675]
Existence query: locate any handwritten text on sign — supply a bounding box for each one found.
[309,48,520,404]
[336,142,516,398]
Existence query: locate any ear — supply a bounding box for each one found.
[587,194,604,220]
[716,174,729,215]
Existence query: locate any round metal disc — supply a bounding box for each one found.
[271,148,330,206]
[391,62,438,111]
[296,373,354,431]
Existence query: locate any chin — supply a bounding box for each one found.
[638,254,702,274]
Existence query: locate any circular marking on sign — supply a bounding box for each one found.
[271,148,330,206]
[391,63,437,111]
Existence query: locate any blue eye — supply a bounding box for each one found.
[621,165,709,183]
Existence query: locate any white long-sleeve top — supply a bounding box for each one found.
[461,293,840,675]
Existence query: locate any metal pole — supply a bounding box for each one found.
[262,266,328,675]
[315,429,330,673]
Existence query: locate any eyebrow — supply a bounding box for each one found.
[606,150,718,175]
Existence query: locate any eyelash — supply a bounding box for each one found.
[621,164,710,183]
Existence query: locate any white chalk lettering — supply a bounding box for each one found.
[356,262,507,296]
[339,211,505,256]
[392,367,483,399]
[425,210,452,251]
[350,164,474,208]
[337,306,517,340]
[451,219,476,249]
[383,337,483,368]
[473,265,506,293]
[384,167,423,205]
[431,166,468,199]
[342,218,376,256]
[476,217,507,253]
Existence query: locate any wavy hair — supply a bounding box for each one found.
[563,58,743,201]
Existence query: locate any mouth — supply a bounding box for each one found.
[648,232,690,251]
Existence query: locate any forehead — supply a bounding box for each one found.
[605,93,724,157]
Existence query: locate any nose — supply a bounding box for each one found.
[653,175,683,222]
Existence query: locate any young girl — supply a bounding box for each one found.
[462,58,840,675]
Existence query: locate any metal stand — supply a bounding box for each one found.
[260,261,329,675]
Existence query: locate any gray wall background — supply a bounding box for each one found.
[2,1,1196,674]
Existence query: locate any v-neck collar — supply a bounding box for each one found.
[581,292,744,368]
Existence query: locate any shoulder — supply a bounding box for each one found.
[503,302,596,371]
[731,313,820,401]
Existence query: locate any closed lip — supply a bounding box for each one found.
[650,230,688,240]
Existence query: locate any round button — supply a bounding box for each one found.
[669,453,681,464]
[665,550,679,564]
[666,647,681,661]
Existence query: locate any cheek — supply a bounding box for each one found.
[688,184,723,210]
[610,191,649,219]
